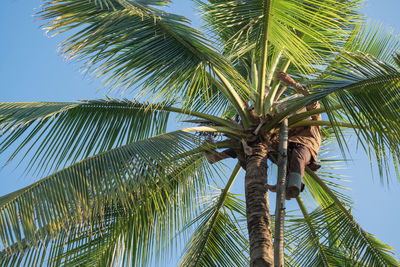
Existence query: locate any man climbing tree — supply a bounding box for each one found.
[206,71,322,200]
[267,72,322,199]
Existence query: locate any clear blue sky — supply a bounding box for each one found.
[1,0,400,265]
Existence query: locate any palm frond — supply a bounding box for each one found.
[46,155,213,266]
[0,130,212,262]
[195,0,361,77]
[0,207,120,267]
[302,169,400,266]
[287,198,334,267]
[0,99,170,174]
[343,21,400,65]
[315,52,400,180]
[38,0,250,112]
[287,203,400,267]
[180,164,249,267]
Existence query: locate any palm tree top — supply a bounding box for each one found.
[1,0,400,266]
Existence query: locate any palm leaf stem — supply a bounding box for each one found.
[171,140,234,161]
[158,106,235,128]
[257,0,273,115]
[290,121,355,128]
[251,54,259,92]
[288,105,343,125]
[296,196,330,267]
[267,51,283,88]
[267,60,291,113]
[274,86,287,103]
[191,163,241,267]
[212,67,250,127]
[151,11,250,125]
[306,167,388,265]
[181,126,245,139]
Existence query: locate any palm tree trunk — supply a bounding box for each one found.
[274,119,288,267]
[245,141,274,266]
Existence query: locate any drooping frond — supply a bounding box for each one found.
[180,193,248,267]
[0,130,216,266]
[45,155,214,266]
[0,207,122,267]
[286,200,335,267]
[302,158,352,208]
[315,52,400,180]
[316,21,400,153]
[301,169,400,266]
[180,164,249,267]
[0,99,170,174]
[287,203,400,267]
[0,154,213,266]
[38,0,250,113]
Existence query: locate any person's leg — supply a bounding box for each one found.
[286,143,312,198]
[205,148,237,164]
[267,147,294,200]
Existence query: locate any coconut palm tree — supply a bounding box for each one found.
[0,0,400,266]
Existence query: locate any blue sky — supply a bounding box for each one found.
[1,0,400,264]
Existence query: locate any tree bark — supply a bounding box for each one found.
[245,141,274,266]
[274,119,288,267]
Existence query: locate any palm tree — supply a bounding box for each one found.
[0,0,400,266]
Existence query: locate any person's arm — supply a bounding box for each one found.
[276,72,321,120]
[276,72,310,96]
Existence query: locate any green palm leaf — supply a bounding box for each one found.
[343,21,400,65]
[39,0,250,112]
[316,52,400,179]
[196,0,361,76]
[287,202,399,267]
[180,163,249,267]
[47,155,213,266]
[0,131,210,259]
[302,169,399,266]
[311,22,400,151]
[0,99,170,174]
